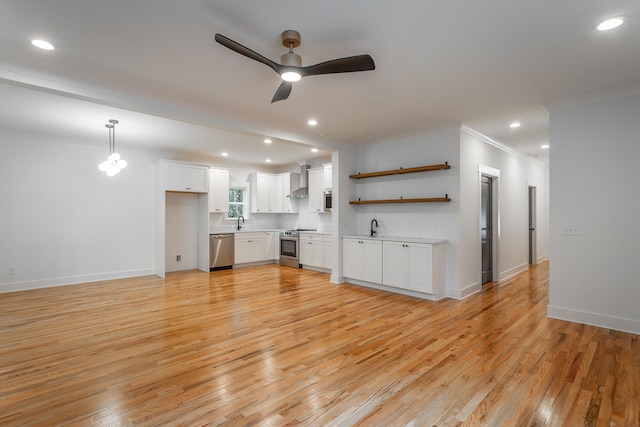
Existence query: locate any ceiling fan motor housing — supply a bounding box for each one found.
[281,30,301,48]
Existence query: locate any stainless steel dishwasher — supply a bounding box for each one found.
[209,233,234,270]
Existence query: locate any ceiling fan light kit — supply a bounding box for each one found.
[215,29,375,103]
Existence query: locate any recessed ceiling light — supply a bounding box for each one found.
[541,144,550,149]
[509,122,521,129]
[595,16,626,31]
[31,39,55,50]
[264,138,272,144]
[265,158,271,163]
[307,119,318,126]
[221,152,228,157]
[311,148,318,153]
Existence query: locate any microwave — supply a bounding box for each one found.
[323,190,332,211]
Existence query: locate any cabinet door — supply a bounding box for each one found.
[186,166,209,192]
[407,243,433,293]
[322,237,332,270]
[362,240,383,283]
[323,163,332,189]
[343,239,363,279]
[248,237,264,262]
[299,238,313,266]
[166,163,208,192]
[281,172,298,213]
[254,173,271,213]
[308,168,324,213]
[234,237,250,264]
[166,162,187,191]
[263,232,275,260]
[270,174,284,213]
[383,241,407,289]
[209,168,229,213]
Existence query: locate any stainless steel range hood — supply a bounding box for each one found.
[287,164,310,199]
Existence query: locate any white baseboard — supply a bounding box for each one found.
[330,274,344,284]
[0,268,155,293]
[547,305,640,335]
[446,282,481,300]
[499,263,529,282]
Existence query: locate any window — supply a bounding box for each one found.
[227,187,246,219]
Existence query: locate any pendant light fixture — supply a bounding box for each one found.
[98,119,127,176]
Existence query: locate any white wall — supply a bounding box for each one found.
[548,91,640,334]
[0,130,157,291]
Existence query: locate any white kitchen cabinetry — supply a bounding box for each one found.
[383,241,439,293]
[343,236,446,299]
[308,167,325,213]
[300,233,324,268]
[234,232,264,264]
[323,163,332,189]
[208,168,229,213]
[322,234,332,270]
[155,160,210,278]
[342,237,382,283]
[264,231,276,260]
[300,233,332,271]
[251,173,287,213]
[281,172,298,213]
[164,161,209,193]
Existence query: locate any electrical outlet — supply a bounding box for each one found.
[562,224,581,236]
[8,266,16,275]
[176,255,181,262]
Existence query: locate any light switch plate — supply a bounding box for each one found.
[562,224,581,236]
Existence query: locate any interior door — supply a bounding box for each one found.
[528,186,537,265]
[481,175,493,284]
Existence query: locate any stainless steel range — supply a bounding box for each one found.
[279,229,316,268]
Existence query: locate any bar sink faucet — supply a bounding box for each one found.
[237,215,245,231]
[370,218,379,237]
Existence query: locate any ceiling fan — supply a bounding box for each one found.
[215,30,375,103]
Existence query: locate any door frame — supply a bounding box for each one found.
[478,165,500,285]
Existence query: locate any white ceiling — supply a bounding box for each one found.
[1,1,640,165]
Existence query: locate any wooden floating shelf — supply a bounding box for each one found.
[350,163,450,179]
[350,197,451,205]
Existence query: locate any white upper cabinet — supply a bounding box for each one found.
[251,172,296,213]
[323,163,332,190]
[161,160,209,193]
[308,167,325,213]
[281,172,298,213]
[208,168,229,213]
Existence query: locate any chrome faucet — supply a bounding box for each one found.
[370,218,379,237]
[237,215,245,231]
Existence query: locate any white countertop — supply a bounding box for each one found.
[342,235,447,244]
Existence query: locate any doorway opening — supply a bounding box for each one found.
[528,186,537,265]
[481,174,493,284]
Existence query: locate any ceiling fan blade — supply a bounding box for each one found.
[271,81,293,103]
[215,33,281,74]
[301,55,375,77]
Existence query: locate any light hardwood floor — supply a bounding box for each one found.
[1,262,638,426]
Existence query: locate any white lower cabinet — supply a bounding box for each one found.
[234,232,275,264]
[344,236,446,298]
[383,241,435,293]
[342,238,382,283]
[300,233,324,268]
[322,235,332,270]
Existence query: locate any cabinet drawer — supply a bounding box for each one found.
[300,233,323,242]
